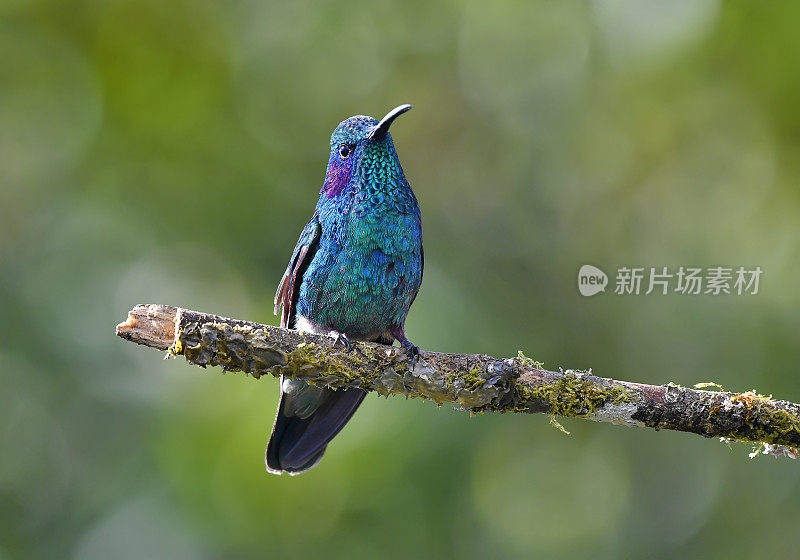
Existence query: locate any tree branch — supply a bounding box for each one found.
[116,304,800,459]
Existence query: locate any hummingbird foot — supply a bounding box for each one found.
[329,330,352,352]
[402,341,420,370]
[391,326,420,370]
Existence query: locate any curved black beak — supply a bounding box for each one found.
[369,104,412,140]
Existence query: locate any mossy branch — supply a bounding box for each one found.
[116,304,800,459]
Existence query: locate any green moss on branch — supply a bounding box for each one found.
[512,372,633,416]
[114,304,800,455]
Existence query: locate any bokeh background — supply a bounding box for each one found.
[3,0,800,558]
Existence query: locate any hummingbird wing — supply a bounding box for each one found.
[273,213,321,328]
[267,212,366,474]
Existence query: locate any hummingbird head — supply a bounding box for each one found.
[321,104,412,198]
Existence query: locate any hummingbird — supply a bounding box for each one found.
[266,104,423,475]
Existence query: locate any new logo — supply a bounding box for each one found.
[578,264,608,297]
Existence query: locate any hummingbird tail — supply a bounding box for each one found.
[266,379,366,475]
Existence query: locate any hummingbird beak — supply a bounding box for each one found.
[369,104,412,140]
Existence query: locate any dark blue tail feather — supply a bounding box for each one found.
[266,383,366,475]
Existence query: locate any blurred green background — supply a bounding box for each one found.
[2,0,800,558]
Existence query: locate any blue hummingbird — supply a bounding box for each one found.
[266,104,423,475]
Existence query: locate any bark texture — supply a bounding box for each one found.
[116,304,800,458]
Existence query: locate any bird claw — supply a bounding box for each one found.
[330,331,351,352]
[402,341,420,370]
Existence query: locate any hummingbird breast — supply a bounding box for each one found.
[295,189,422,341]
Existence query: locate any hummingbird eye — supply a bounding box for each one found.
[338,144,352,159]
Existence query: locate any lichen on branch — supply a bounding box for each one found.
[116,304,800,459]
